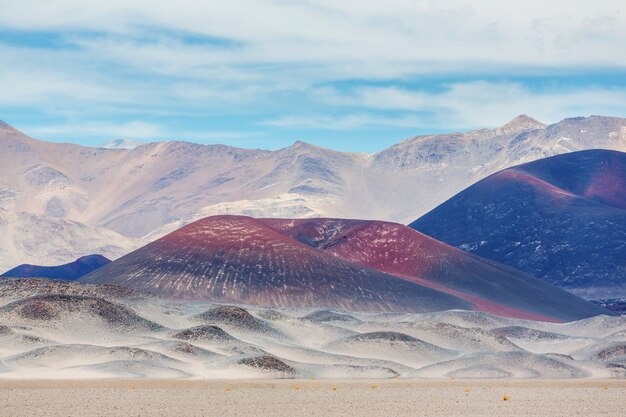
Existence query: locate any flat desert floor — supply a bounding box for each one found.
[0,379,625,417]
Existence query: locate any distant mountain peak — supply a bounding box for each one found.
[100,139,143,150]
[282,140,335,154]
[1,254,112,281]
[498,115,546,134]
[288,140,319,150]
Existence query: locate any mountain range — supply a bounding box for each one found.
[1,115,625,273]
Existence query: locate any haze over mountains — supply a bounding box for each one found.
[411,150,626,298]
[1,115,625,272]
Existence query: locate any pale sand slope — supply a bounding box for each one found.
[0,379,624,417]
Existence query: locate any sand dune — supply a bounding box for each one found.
[412,351,592,379]
[0,279,624,380]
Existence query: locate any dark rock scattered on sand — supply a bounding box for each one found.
[194,305,276,333]
[490,326,568,341]
[256,310,293,321]
[591,299,626,315]
[347,331,421,343]
[303,310,359,323]
[237,355,295,375]
[173,325,235,342]
[591,343,626,361]
[0,294,162,332]
[0,324,13,336]
[0,278,154,302]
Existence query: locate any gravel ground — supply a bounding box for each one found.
[0,379,624,417]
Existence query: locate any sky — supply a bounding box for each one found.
[0,0,626,153]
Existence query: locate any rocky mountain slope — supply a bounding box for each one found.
[1,115,625,271]
[410,150,626,298]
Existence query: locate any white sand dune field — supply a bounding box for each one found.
[1,279,625,381]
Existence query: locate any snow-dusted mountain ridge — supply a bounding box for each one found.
[0,115,625,271]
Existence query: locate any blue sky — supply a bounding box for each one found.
[1,1,625,153]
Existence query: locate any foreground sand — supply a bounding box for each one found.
[0,379,625,417]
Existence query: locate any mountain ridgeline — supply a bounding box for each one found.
[1,255,111,281]
[1,115,625,272]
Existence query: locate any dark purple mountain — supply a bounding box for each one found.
[590,299,626,315]
[1,255,112,281]
[410,150,626,298]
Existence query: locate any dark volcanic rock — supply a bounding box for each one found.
[0,324,13,336]
[346,331,421,343]
[606,363,626,377]
[196,306,254,325]
[591,343,626,361]
[170,342,197,354]
[167,342,216,357]
[17,297,56,320]
[490,326,568,341]
[173,325,235,342]
[256,310,293,321]
[0,294,162,331]
[591,299,626,315]
[237,355,295,375]
[0,278,154,303]
[303,310,359,323]
[194,306,275,333]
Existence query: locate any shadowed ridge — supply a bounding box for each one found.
[2,255,112,281]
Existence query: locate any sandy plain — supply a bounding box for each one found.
[0,379,625,417]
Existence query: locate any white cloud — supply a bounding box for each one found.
[0,1,625,143]
[26,120,167,140]
[1,0,626,71]
[24,120,259,143]
[264,114,424,130]
[310,82,626,128]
